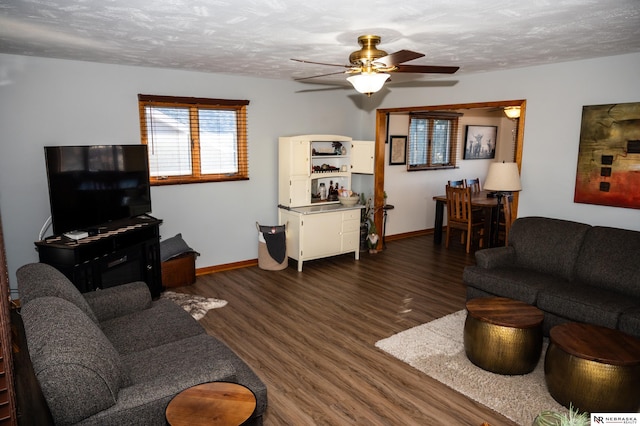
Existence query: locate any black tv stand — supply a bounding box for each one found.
[35,215,163,298]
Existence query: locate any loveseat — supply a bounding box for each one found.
[16,262,267,425]
[463,216,640,338]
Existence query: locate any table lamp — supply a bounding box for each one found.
[483,162,522,245]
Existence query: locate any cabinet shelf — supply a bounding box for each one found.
[310,199,339,204]
[310,171,349,178]
[311,155,348,159]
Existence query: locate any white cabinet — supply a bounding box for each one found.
[279,206,363,271]
[278,134,371,271]
[279,134,354,208]
[350,140,375,174]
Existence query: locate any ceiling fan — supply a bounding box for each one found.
[292,35,459,96]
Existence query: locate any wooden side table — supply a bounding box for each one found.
[166,382,257,426]
[545,322,640,413]
[464,297,544,375]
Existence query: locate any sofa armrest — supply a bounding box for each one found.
[475,246,516,269]
[84,282,152,322]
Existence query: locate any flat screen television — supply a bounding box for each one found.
[44,145,152,235]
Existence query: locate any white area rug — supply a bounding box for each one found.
[375,310,568,425]
[161,290,227,320]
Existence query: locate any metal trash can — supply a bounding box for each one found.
[256,222,288,270]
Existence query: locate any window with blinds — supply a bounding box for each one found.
[138,94,249,185]
[408,112,460,171]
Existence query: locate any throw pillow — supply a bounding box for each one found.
[160,233,198,262]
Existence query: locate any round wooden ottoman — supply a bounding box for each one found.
[166,382,256,426]
[464,297,544,375]
[545,322,640,413]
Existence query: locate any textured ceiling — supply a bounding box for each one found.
[1,0,640,86]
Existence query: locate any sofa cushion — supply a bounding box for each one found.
[463,266,563,304]
[537,283,638,329]
[124,333,237,386]
[21,297,125,425]
[84,281,152,322]
[76,334,237,425]
[100,298,205,355]
[17,262,99,324]
[573,226,640,297]
[124,333,267,425]
[509,217,591,281]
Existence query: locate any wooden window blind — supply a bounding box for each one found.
[138,94,250,185]
[408,112,461,170]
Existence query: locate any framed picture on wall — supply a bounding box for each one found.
[389,135,407,165]
[464,125,497,160]
[574,102,640,209]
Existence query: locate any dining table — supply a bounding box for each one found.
[432,190,500,248]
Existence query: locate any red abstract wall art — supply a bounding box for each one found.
[574,102,640,209]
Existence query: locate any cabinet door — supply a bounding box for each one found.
[301,213,341,258]
[291,139,311,176]
[351,140,375,174]
[289,176,310,207]
[279,209,300,260]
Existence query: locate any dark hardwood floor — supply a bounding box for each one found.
[180,234,517,425]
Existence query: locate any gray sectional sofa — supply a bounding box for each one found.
[17,262,267,425]
[463,216,640,338]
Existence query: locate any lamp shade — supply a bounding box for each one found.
[347,72,390,95]
[484,162,522,192]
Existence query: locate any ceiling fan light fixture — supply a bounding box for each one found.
[347,72,390,96]
[504,106,521,119]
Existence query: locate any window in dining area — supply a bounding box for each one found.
[407,112,461,171]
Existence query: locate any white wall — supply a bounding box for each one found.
[358,53,640,237]
[1,52,639,292]
[0,54,361,292]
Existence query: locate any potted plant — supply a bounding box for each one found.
[533,404,590,426]
[359,194,380,253]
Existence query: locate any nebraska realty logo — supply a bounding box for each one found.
[592,414,640,424]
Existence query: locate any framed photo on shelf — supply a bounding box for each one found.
[389,135,407,165]
[464,125,497,160]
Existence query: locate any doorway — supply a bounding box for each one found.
[372,100,526,243]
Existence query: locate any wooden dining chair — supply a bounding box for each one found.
[498,194,514,246]
[465,178,481,193]
[447,180,473,243]
[445,185,484,253]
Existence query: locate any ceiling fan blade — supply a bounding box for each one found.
[294,70,348,81]
[291,58,349,68]
[296,86,351,93]
[394,64,460,74]
[374,50,425,67]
